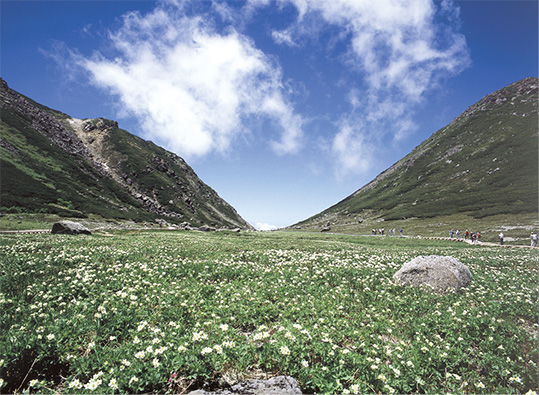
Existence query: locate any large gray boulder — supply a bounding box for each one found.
[188,376,302,395]
[51,221,91,235]
[393,255,472,293]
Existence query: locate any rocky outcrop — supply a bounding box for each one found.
[51,221,91,235]
[393,255,472,293]
[456,76,538,121]
[0,79,96,162]
[188,376,302,395]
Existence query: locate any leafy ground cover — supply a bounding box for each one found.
[1,231,537,394]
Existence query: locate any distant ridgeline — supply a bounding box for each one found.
[0,78,253,229]
[294,77,538,227]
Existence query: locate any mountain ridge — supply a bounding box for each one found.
[0,78,254,230]
[291,77,538,239]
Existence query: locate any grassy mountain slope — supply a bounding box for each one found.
[0,78,252,229]
[291,77,538,242]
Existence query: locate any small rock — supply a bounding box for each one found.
[188,376,302,395]
[51,221,91,235]
[198,225,216,232]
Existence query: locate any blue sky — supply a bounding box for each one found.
[1,0,537,229]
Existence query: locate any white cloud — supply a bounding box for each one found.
[276,0,470,176]
[332,123,374,178]
[255,222,278,231]
[271,29,298,47]
[74,2,303,159]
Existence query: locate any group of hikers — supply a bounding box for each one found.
[450,229,538,247]
[368,226,537,247]
[449,229,482,242]
[372,228,403,236]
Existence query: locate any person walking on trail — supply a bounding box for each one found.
[456,230,460,239]
[531,232,538,247]
[499,232,504,245]
[450,229,454,238]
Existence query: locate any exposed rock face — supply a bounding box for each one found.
[0,79,97,163]
[393,255,472,293]
[188,376,302,395]
[51,221,91,235]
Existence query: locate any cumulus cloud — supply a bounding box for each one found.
[332,123,374,178]
[74,2,303,159]
[273,0,470,176]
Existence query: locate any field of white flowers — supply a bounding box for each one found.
[1,230,537,394]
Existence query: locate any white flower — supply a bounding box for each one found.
[178,345,187,352]
[137,321,147,331]
[29,379,39,387]
[156,346,167,354]
[135,350,145,359]
[68,378,83,389]
[152,358,160,368]
[193,331,207,341]
[280,346,290,355]
[0,378,5,388]
[214,345,223,354]
[220,324,229,331]
[201,347,213,355]
[108,378,118,389]
[350,383,360,394]
[84,378,102,390]
[46,333,55,340]
[301,360,309,367]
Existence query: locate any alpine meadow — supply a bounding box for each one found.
[1,231,537,394]
[1,0,538,394]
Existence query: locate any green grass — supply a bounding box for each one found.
[1,231,537,394]
[290,212,539,246]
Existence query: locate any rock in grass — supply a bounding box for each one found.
[188,376,302,395]
[51,220,91,235]
[393,255,472,293]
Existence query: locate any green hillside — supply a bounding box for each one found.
[291,77,538,242]
[0,78,252,229]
